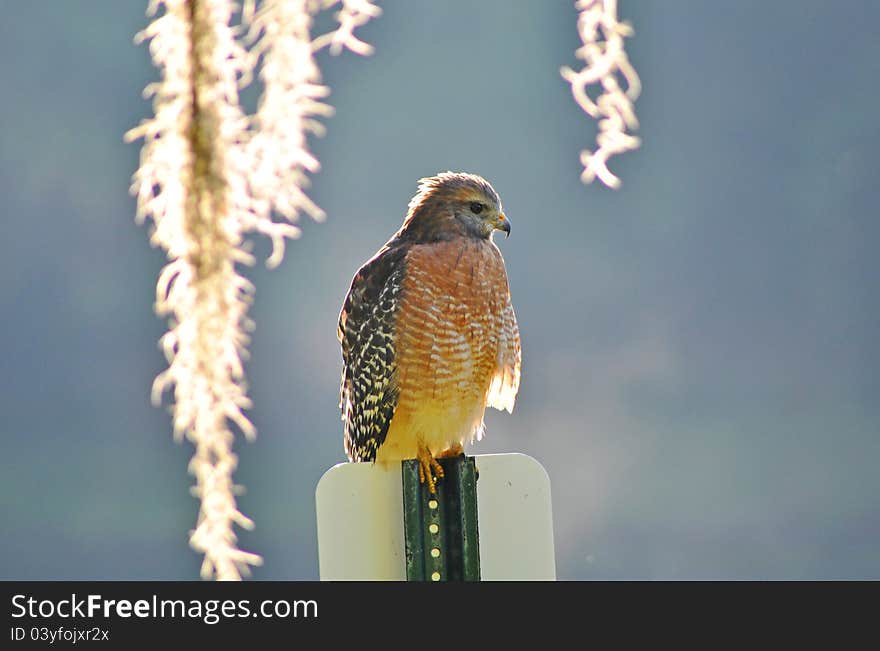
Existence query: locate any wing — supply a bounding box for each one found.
[486,297,521,413]
[338,243,408,462]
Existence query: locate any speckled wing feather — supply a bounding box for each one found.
[337,244,407,462]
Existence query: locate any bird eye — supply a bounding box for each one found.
[470,202,484,214]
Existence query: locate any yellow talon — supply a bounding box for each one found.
[437,443,464,459]
[417,443,444,494]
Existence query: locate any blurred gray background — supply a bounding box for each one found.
[1,1,878,580]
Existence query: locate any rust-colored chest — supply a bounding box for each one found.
[393,238,510,410]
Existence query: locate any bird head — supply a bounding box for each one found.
[401,172,510,242]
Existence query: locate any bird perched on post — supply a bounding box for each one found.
[337,172,521,492]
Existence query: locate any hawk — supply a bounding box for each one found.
[338,172,521,492]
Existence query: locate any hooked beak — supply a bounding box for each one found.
[494,212,511,238]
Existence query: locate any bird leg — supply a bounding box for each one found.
[436,443,464,459]
[436,443,476,480]
[417,442,444,494]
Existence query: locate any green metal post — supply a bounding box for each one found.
[402,455,481,581]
